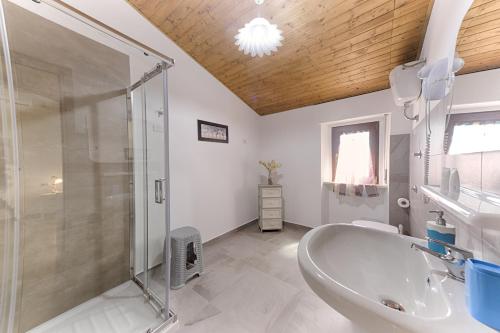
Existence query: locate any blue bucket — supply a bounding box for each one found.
[465,259,500,330]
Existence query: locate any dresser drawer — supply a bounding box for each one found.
[261,208,282,219]
[261,197,282,208]
[261,187,282,198]
[260,218,283,230]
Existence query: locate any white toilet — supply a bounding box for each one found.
[351,220,399,234]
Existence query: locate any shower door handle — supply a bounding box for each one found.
[154,178,166,204]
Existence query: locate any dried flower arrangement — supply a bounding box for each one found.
[259,160,282,185]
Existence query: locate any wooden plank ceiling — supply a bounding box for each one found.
[457,0,500,75]
[128,0,500,115]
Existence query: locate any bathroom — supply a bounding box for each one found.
[0,0,499,332]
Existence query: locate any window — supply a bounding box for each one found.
[332,122,379,184]
[320,114,389,186]
[445,111,500,155]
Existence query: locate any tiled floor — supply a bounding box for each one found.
[167,222,357,333]
[28,222,358,333]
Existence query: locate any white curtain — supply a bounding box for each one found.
[449,122,500,155]
[334,131,376,184]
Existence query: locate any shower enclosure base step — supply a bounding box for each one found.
[27,281,172,333]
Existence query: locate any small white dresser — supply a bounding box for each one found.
[258,184,283,231]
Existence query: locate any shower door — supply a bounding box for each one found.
[128,62,171,319]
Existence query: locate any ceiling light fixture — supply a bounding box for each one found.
[234,0,283,58]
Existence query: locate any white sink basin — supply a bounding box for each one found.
[298,224,496,333]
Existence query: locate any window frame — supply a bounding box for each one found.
[331,121,379,184]
[321,114,390,186]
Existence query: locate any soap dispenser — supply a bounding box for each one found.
[427,210,456,255]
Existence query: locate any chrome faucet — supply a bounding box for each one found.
[411,238,474,282]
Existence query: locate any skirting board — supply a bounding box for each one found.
[203,219,257,246]
[203,219,312,246]
[283,220,313,231]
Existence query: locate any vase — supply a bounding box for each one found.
[267,171,273,185]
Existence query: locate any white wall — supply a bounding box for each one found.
[412,69,500,133]
[258,89,412,228]
[419,0,472,73]
[15,0,261,243]
[411,0,473,125]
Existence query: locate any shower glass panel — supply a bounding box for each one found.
[0,0,173,332]
[0,3,19,331]
[130,64,169,313]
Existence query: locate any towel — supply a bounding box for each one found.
[365,185,379,197]
[337,183,347,196]
[354,185,364,196]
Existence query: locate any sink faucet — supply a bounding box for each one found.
[411,238,474,282]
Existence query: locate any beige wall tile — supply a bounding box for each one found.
[5,2,132,331]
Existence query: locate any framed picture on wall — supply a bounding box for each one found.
[197,120,229,143]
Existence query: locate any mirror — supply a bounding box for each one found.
[422,100,500,196]
[444,110,500,155]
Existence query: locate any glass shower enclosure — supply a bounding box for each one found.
[128,62,172,318]
[0,0,174,332]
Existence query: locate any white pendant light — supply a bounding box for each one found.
[234,1,283,57]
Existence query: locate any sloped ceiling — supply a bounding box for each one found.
[128,0,500,115]
[457,0,500,75]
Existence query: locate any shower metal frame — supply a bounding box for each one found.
[127,61,175,327]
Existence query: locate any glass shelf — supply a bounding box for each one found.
[420,185,500,228]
